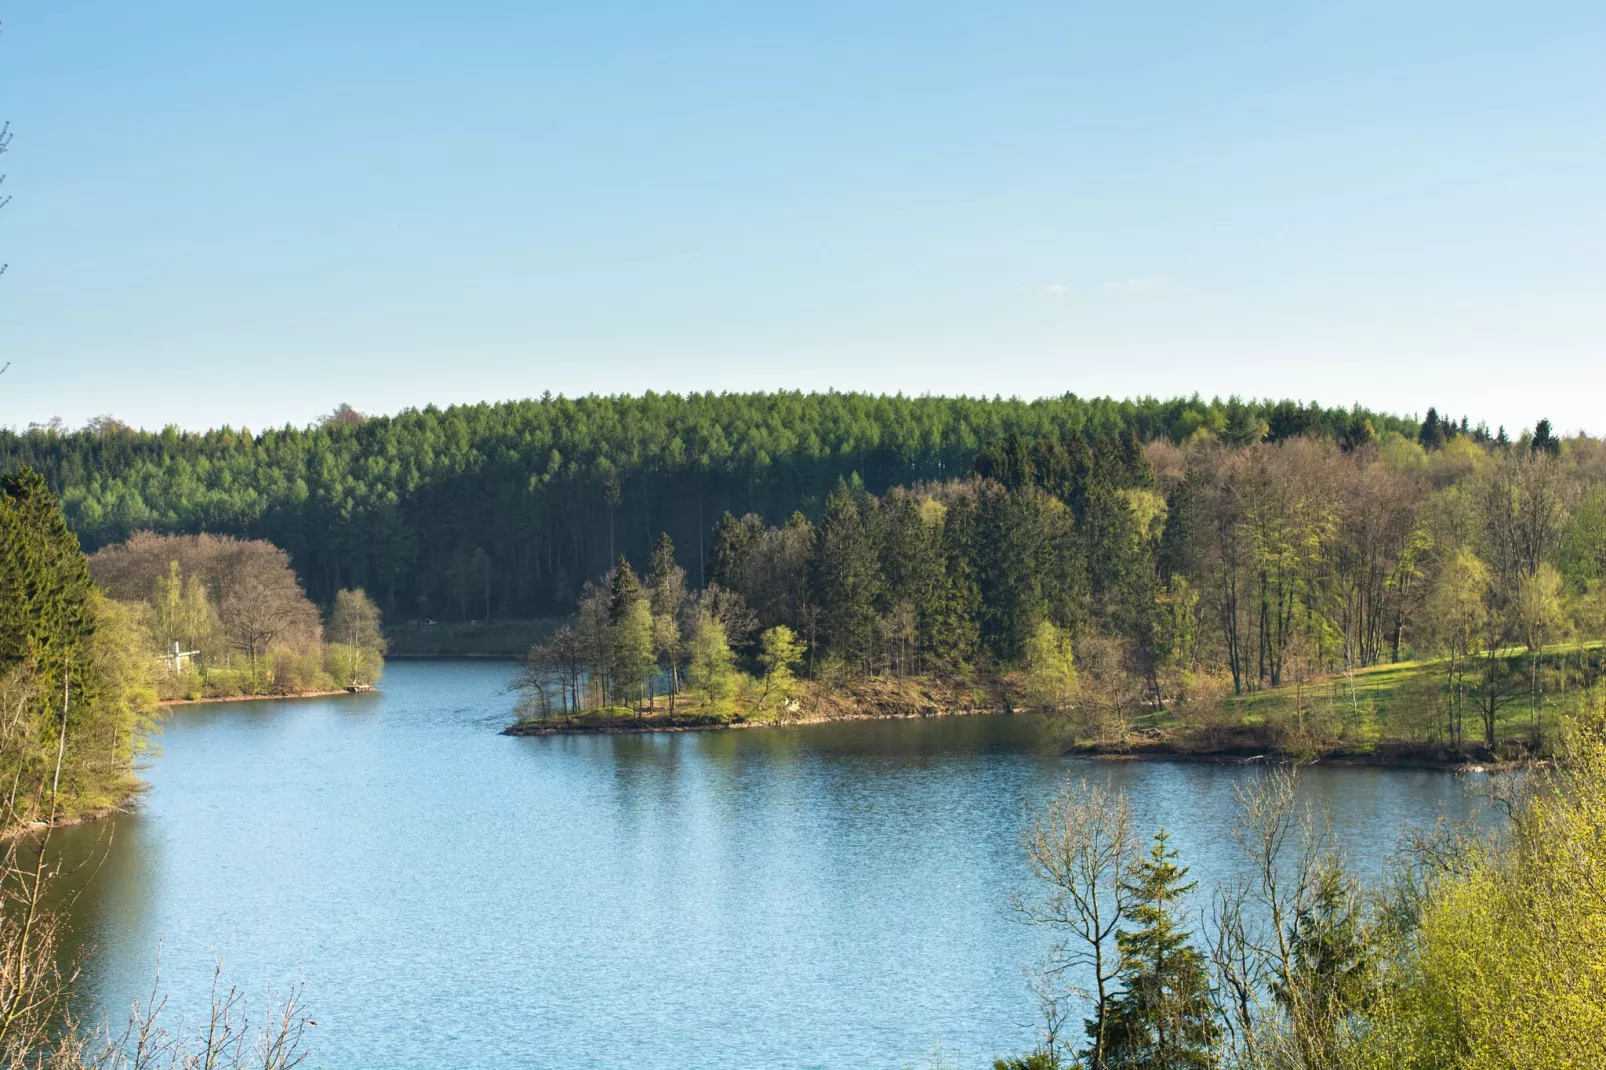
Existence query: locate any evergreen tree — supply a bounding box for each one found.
[926,494,982,669]
[0,468,153,826]
[1418,407,1444,450]
[1091,830,1218,1070]
[974,430,1036,490]
[647,533,685,619]
[608,557,643,622]
[976,486,1070,660]
[0,468,97,695]
[1531,417,1560,457]
[1274,862,1374,1064]
[812,480,883,669]
[710,512,761,590]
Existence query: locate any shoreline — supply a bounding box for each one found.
[1068,744,1517,774]
[1,800,139,842]
[382,653,523,661]
[158,688,376,707]
[504,708,1501,772]
[504,704,995,737]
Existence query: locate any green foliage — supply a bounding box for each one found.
[1093,830,1217,1070]
[326,588,386,686]
[611,595,656,707]
[813,481,882,669]
[0,469,159,828]
[527,414,1606,758]
[991,1050,1061,1070]
[1345,704,1606,1069]
[1022,620,1077,710]
[757,625,806,711]
[4,393,1418,624]
[686,612,736,709]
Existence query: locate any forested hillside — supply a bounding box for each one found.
[528,417,1606,758]
[2,393,1416,619]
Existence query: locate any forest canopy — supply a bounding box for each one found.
[3,392,1423,619]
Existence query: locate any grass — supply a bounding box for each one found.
[1136,641,1606,762]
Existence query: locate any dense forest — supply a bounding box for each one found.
[2,393,1421,619]
[526,411,1606,757]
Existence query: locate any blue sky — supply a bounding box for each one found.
[2,1,1603,433]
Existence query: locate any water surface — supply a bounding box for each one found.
[52,661,1482,1069]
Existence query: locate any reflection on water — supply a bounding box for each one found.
[45,662,1484,1069]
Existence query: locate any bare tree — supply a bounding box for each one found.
[1011,780,1139,1066]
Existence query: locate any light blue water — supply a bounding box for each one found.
[51,661,1482,1069]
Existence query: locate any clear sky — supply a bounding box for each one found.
[2,1,1603,434]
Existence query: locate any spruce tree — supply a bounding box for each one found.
[606,558,653,708]
[1418,407,1444,450]
[0,468,108,822]
[608,557,642,622]
[926,495,981,669]
[1090,830,1218,1070]
[812,480,883,669]
[646,534,684,618]
[1273,863,1373,1063]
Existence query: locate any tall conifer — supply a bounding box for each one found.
[1090,830,1218,1070]
[812,480,883,669]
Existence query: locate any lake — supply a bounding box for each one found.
[50,660,1483,1069]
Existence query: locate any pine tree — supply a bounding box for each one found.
[1090,830,1218,1070]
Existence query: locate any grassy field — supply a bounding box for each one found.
[1130,642,1606,762]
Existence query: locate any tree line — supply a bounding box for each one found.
[529,419,1606,755]
[2,393,1416,621]
[88,532,387,699]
